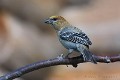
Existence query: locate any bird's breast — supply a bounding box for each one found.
[59,38,77,50]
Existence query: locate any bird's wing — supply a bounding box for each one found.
[60,31,92,46]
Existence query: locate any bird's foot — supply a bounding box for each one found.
[59,54,64,57]
[82,54,87,62]
[57,54,64,60]
[105,56,111,63]
[57,53,69,59]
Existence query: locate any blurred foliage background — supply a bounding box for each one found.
[0,0,120,80]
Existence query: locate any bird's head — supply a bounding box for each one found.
[45,16,70,31]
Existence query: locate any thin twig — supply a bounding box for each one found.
[0,54,120,80]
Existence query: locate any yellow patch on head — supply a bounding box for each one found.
[49,16,58,19]
[49,16,66,21]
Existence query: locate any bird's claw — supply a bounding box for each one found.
[59,54,64,57]
[57,54,64,60]
[82,55,87,62]
[105,56,111,63]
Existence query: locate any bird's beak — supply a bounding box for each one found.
[45,19,52,24]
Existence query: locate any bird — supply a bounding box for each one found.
[44,16,97,64]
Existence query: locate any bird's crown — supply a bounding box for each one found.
[49,16,66,21]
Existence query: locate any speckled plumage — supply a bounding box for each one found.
[45,16,97,64]
[59,27,92,48]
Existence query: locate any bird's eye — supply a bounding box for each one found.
[52,18,58,21]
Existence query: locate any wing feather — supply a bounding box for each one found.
[60,31,92,46]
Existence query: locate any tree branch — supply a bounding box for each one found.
[0,54,120,80]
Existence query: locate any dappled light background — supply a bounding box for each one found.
[0,0,120,80]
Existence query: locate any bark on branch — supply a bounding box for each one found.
[0,54,120,80]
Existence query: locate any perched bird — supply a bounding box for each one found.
[45,16,97,64]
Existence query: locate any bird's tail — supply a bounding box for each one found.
[82,49,97,64]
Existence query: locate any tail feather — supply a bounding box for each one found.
[83,49,97,64]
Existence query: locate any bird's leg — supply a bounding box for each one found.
[76,44,87,61]
[65,49,73,67]
[65,49,73,58]
[81,52,87,61]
